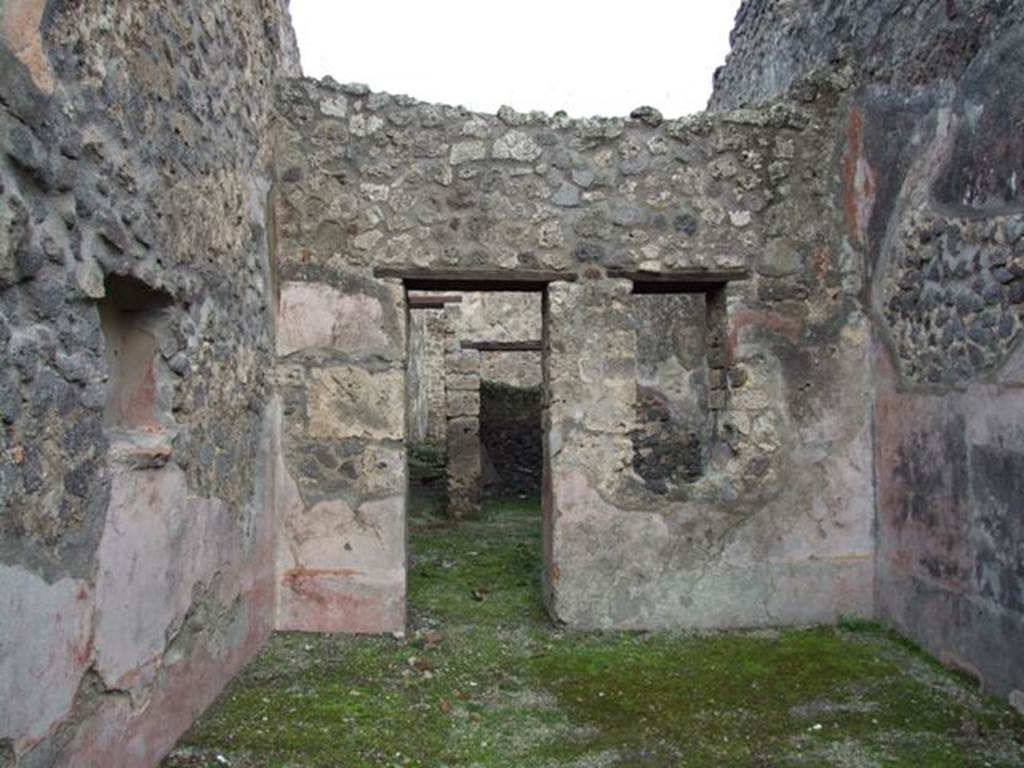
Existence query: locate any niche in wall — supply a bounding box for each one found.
[98,274,174,432]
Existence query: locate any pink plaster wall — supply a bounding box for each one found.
[274,277,408,636]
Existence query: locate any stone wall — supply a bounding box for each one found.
[274,74,876,632]
[0,1,298,765]
[713,0,1024,704]
[4,2,1019,761]
[710,0,1024,110]
[855,22,1024,700]
[630,293,711,492]
[4,0,1020,763]
[274,77,803,276]
[274,272,407,634]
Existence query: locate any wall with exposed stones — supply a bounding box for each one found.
[714,0,1024,703]
[630,293,711,492]
[444,340,482,518]
[710,0,1024,111]
[273,74,876,632]
[854,19,1024,700]
[6,4,1021,765]
[0,1,298,766]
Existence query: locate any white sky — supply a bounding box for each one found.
[290,1,741,119]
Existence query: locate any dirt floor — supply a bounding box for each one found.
[163,495,1024,768]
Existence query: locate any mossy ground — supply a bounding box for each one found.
[164,497,1023,768]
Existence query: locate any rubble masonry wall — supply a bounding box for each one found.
[0,1,299,765]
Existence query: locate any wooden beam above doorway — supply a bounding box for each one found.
[375,267,576,292]
[408,294,463,309]
[460,340,543,352]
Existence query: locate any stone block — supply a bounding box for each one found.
[447,389,480,418]
[756,238,803,277]
[450,140,486,165]
[446,373,480,391]
[492,130,542,162]
[446,349,480,374]
[308,366,405,440]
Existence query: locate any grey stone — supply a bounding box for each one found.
[757,238,802,277]
[674,214,698,236]
[6,124,54,192]
[493,130,542,162]
[955,290,984,315]
[992,266,1017,285]
[0,367,19,424]
[609,200,645,227]
[630,105,664,127]
[4,2,1024,761]
[450,140,486,165]
[497,105,528,126]
[551,182,580,207]
[571,167,596,188]
[1006,220,1024,244]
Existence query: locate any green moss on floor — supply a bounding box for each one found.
[163,498,1024,768]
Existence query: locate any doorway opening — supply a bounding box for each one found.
[397,273,552,633]
[405,289,544,521]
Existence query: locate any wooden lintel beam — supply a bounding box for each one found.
[461,340,543,352]
[408,294,463,309]
[375,267,576,292]
[375,266,748,293]
[609,267,750,293]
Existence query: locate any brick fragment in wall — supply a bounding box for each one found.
[0,0,299,763]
